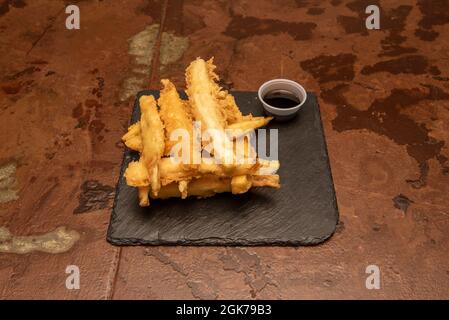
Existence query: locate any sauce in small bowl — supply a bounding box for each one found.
[258,79,307,121]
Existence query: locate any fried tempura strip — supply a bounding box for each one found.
[153,176,228,199]
[158,80,198,194]
[122,122,142,152]
[186,58,225,127]
[252,174,280,188]
[140,95,164,170]
[231,175,252,194]
[227,117,273,138]
[140,95,165,202]
[138,186,150,207]
[158,79,194,157]
[122,122,140,141]
[125,135,143,152]
[157,157,270,186]
[186,58,235,165]
[256,159,280,175]
[153,174,279,199]
[124,160,149,187]
[178,180,189,199]
[217,92,243,125]
[123,160,151,207]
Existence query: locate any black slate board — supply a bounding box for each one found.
[107,91,339,246]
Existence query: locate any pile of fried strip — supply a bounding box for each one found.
[122,58,280,207]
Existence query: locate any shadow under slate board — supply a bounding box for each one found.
[107,90,339,246]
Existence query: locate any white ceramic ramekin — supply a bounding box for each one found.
[258,79,307,121]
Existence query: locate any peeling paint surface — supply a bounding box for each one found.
[128,24,160,67]
[119,24,159,101]
[120,23,189,101]
[0,226,80,254]
[0,162,18,203]
[159,32,189,72]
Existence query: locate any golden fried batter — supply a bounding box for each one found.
[122,58,280,207]
[186,58,236,165]
[158,79,193,157]
[139,95,165,204]
[122,122,142,152]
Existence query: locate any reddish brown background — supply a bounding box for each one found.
[0,0,448,299]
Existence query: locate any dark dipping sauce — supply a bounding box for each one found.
[263,90,301,109]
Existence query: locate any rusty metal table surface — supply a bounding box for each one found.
[1,0,448,299]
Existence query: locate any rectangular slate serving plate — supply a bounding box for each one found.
[107,90,338,246]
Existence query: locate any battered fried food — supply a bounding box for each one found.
[122,122,142,152]
[217,92,243,125]
[158,79,194,158]
[121,57,279,207]
[157,157,279,186]
[154,174,280,200]
[186,58,236,166]
[227,116,273,138]
[139,95,164,204]
[231,175,252,194]
[158,79,197,198]
[124,160,149,187]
